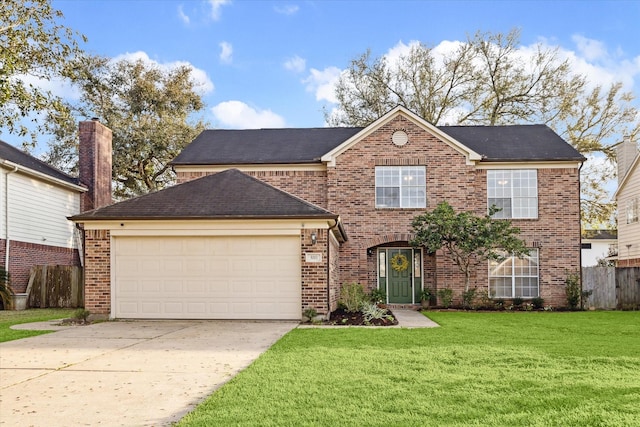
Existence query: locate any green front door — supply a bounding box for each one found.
[387,249,413,303]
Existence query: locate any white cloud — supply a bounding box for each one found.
[219,42,233,64]
[211,101,286,128]
[207,0,231,21]
[572,35,608,62]
[303,66,342,103]
[112,51,215,94]
[177,4,190,25]
[274,5,299,15]
[284,55,306,73]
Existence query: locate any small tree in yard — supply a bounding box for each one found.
[410,201,529,306]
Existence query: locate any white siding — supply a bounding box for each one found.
[617,162,640,262]
[7,172,80,248]
[581,240,616,266]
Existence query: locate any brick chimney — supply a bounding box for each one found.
[79,119,112,212]
[616,135,639,184]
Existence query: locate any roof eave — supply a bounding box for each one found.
[1,159,86,192]
[70,214,340,222]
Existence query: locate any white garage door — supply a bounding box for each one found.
[113,235,301,319]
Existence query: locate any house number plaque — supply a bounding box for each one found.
[305,253,322,263]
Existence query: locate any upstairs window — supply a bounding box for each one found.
[627,198,639,224]
[488,170,538,219]
[375,166,426,208]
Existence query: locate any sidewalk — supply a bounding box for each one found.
[392,309,440,328]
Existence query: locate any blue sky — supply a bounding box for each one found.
[3,0,640,148]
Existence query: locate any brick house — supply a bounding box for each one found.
[72,106,584,319]
[0,120,111,302]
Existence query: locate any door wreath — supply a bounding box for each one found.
[390,253,409,272]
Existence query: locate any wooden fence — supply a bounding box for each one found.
[582,266,640,309]
[26,265,83,308]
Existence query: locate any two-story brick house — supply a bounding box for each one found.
[72,106,584,319]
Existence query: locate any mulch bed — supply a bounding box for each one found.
[325,307,399,326]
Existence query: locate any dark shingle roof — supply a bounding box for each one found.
[71,169,338,220]
[438,125,585,161]
[0,140,80,186]
[171,127,362,165]
[172,124,584,165]
[582,229,617,240]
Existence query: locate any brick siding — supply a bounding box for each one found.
[83,230,111,315]
[0,239,80,293]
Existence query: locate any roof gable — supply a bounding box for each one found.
[614,152,640,200]
[321,106,483,166]
[71,169,338,220]
[0,140,81,188]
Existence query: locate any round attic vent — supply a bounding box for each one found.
[392,130,409,146]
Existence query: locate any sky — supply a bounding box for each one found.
[3,0,640,149]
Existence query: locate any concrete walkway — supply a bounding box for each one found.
[0,320,297,426]
[391,309,440,328]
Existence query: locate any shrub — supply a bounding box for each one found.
[368,288,386,305]
[419,288,432,302]
[361,303,391,323]
[302,308,318,322]
[437,288,453,308]
[339,282,367,313]
[512,297,524,308]
[73,308,91,323]
[494,298,505,310]
[565,271,591,310]
[462,288,477,309]
[473,290,493,310]
[532,297,545,310]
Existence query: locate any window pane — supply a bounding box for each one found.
[489,249,538,298]
[379,251,386,278]
[376,166,426,208]
[376,187,399,207]
[402,187,426,208]
[489,198,511,218]
[490,277,512,298]
[487,170,537,218]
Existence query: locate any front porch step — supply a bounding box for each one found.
[385,304,421,311]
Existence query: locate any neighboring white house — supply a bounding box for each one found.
[0,140,86,294]
[581,229,617,266]
[614,137,640,267]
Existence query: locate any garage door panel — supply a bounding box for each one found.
[114,236,301,319]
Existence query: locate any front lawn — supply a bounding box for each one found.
[0,308,75,343]
[178,311,640,427]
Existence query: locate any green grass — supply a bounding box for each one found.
[0,308,75,343]
[178,311,640,427]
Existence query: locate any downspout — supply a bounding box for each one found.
[578,161,584,308]
[326,229,331,318]
[4,164,18,272]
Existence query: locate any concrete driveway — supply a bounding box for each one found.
[0,319,297,426]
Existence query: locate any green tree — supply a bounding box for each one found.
[44,55,208,199]
[410,201,529,299]
[328,28,639,227]
[0,0,85,147]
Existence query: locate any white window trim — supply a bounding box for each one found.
[489,249,539,299]
[375,166,426,209]
[487,169,538,219]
